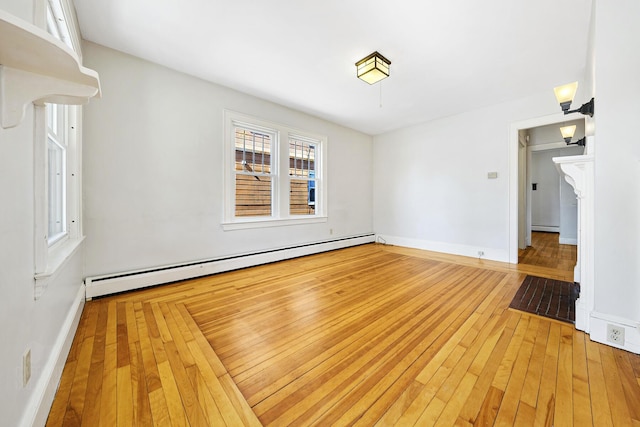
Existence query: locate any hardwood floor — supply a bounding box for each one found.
[518,232,577,277]
[47,243,640,426]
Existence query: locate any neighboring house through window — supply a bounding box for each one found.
[223,111,327,230]
[289,136,317,216]
[234,126,274,217]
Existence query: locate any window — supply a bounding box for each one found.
[234,127,274,217]
[33,0,83,298]
[47,104,67,245]
[46,0,74,50]
[224,111,327,229]
[289,136,317,216]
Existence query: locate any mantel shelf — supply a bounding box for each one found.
[553,153,593,199]
[0,9,101,129]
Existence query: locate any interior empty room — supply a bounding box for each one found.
[1,0,639,426]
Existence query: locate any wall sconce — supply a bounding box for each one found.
[560,124,586,146]
[356,51,391,84]
[553,82,594,117]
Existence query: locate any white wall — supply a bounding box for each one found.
[526,119,583,243]
[529,146,582,239]
[0,0,32,22]
[531,149,562,230]
[0,4,87,426]
[81,42,373,278]
[373,92,558,262]
[593,0,640,323]
[527,119,585,146]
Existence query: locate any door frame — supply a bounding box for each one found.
[508,112,568,263]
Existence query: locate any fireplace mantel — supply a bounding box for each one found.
[553,151,594,332]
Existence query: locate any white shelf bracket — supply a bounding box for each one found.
[0,66,99,128]
[0,10,101,129]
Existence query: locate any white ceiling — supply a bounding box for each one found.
[72,0,592,135]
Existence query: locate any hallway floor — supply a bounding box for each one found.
[518,232,577,280]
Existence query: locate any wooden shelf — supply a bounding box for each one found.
[0,9,100,129]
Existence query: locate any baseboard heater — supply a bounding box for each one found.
[85,233,375,299]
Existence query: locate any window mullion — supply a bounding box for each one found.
[273,130,284,218]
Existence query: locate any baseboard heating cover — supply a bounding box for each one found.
[85,234,375,298]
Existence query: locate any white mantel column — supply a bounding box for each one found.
[553,149,594,332]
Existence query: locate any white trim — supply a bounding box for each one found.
[222,215,327,231]
[558,237,577,245]
[35,0,83,57]
[34,236,84,299]
[531,226,559,233]
[223,109,328,226]
[86,234,375,298]
[58,0,83,58]
[590,312,640,354]
[21,284,85,427]
[34,102,83,299]
[509,112,576,264]
[553,151,594,331]
[376,234,509,263]
[46,103,68,246]
[34,105,48,274]
[528,141,569,152]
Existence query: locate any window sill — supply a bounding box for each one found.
[34,235,85,299]
[222,216,327,231]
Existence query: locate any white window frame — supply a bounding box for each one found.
[34,103,83,297]
[223,110,327,230]
[47,104,67,245]
[40,0,78,51]
[288,135,319,214]
[33,0,84,299]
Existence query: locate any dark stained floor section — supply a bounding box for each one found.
[509,275,577,323]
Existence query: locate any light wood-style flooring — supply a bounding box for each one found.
[47,242,640,426]
[519,232,577,275]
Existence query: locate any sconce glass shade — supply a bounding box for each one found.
[554,82,578,111]
[356,51,391,85]
[559,124,586,145]
[560,125,577,143]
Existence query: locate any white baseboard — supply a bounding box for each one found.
[86,234,375,298]
[375,235,509,263]
[531,226,560,233]
[559,237,577,245]
[589,311,640,354]
[22,285,85,427]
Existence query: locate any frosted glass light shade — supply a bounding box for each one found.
[560,125,577,140]
[554,82,578,110]
[356,51,390,85]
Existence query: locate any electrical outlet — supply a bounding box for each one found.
[477,251,484,258]
[607,324,625,346]
[23,349,31,387]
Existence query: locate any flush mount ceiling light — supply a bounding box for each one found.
[560,124,586,146]
[356,51,391,84]
[553,81,594,117]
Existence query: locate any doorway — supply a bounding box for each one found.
[509,114,585,267]
[517,119,584,279]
